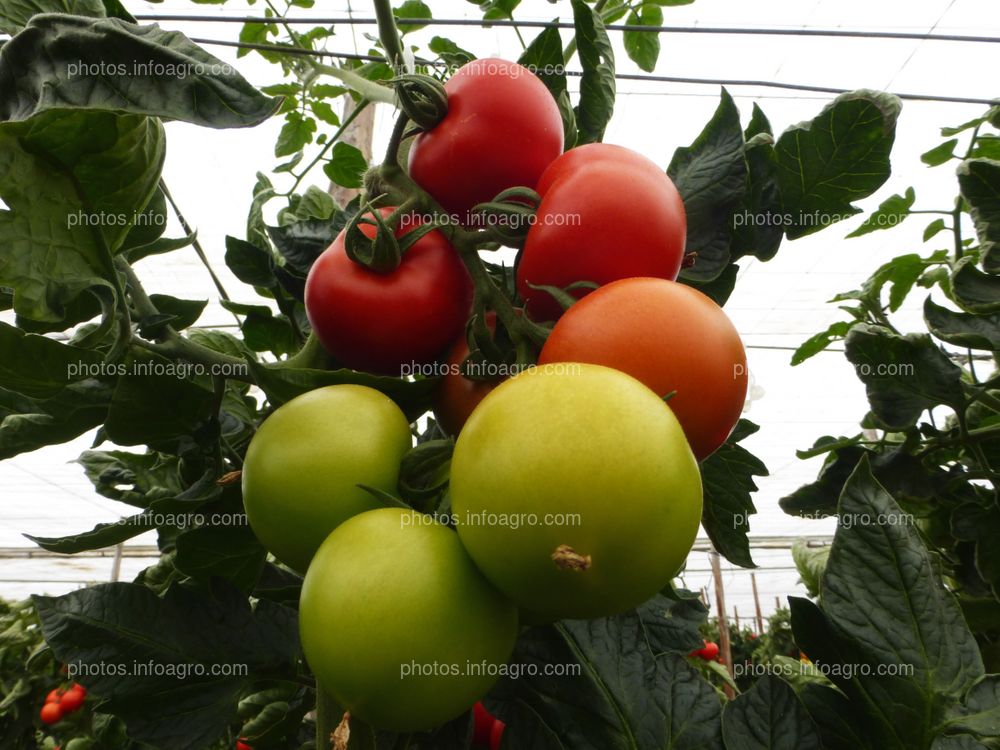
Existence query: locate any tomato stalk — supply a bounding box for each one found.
[314,683,342,749]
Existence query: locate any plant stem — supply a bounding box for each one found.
[383,112,411,168]
[314,64,397,104]
[285,98,372,197]
[118,258,254,383]
[373,0,406,72]
[315,684,340,750]
[159,180,234,305]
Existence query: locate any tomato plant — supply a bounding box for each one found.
[1,0,995,748]
[538,277,748,459]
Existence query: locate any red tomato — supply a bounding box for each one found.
[432,312,507,435]
[516,144,687,322]
[45,688,63,704]
[490,718,505,750]
[472,701,494,746]
[39,702,62,724]
[409,58,564,224]
[58,687,85,713]
[538,278,747,459]
[305,208,472,375]
[236,740,252,750]
[700,641,720,661]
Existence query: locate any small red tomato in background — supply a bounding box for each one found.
[516,144,687,323]
[490,718,505,750]
[39,702,62,724]
[700,641,720,661]
[538,277,747,459]
[409,58,564,223]
[58,686,85,713]
[236,740,252,750]
[472,701,494,746]
[433,312,509,436]
[305,208,472,376]
[45,688,63,704]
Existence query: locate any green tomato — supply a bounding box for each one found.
[299,507,518,732]
[450,363,702,620]
[242,384,411,572]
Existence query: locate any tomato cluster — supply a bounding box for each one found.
[251,56,749,736]
[39,683,86,725]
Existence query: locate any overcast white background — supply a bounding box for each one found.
[1,0,997,622]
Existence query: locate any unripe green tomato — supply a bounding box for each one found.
[299,508,518,732]
[450,364,702,620]
[242,385,412,573]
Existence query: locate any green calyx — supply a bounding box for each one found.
[344,204,442,274]
[392,74,449,131]
[471,187,542,248]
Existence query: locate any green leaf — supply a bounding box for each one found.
[0,322,104,398]
[846,187,914,238]
[0,0,105,35]
[945,676,1000,739]
[942,116,987,137]
[490,597,718,750]
[309,100,339,126]
[669,88,747,282]
[281,185,337,223]
[799,682,877,750]
[394,0,431,33]
[775,90,900,239]
[571,0,616,145]
[103,349,216,449]
[791,538,829,598]
[679,262,739,306]
[924,218,948,242]
[33,582,300,750]
[246,360,435,420]
[0,111,164,325]
[623,5,663,73]
[921,139,958,166]
[274,112,315,157]
[823,458,984,698]
[174,524,267,593]
[844,324,964,429]
[957,158,1000,261]
[722,675,823,750]
[924,296,1000,350]
[323,142,368,189]
[699,419,768,568]
[0,379,113,460]
[731,105,783,263]
[221,301,298,357]
[0,16,280,128]
[518,23,577,147]
[971,135,1000,161]
[952,256,1000,314]
[791,320,854,365]
[428,36,475,66]
[267,215,347,275]
[780,443,866,518]
[25,507,171,554]
[225,236,276,288]
[146,294,207,332]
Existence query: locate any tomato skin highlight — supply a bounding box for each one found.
[242,385,412,573]
[300,508,517,733]
[408,58,564,223]
[433,313,506,436]
[538,277,748,459]
[305,208,472,376]
[450,364,702,621]
[516,144,687,322]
